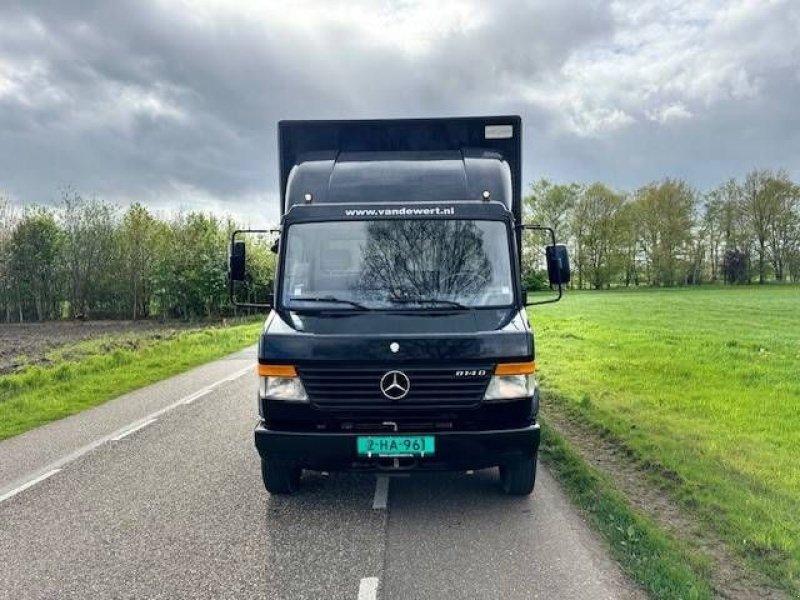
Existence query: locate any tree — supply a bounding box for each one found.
[0,197,18,321]
[722,249,749,284]
[703,179,749,283]
[617,200,641,287]
[119,204,159,319]
[523,179,582,285]
[524,179,581,234]
[60,191,118,318]
[10,208,63,321]
[741,169,781,284]
[572,183,627,289]
[634,179,696,286]
[153,212,228,319]
[764,176,799,281]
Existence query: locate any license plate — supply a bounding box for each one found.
[356,435,435,457]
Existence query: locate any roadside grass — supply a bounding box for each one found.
[530,286,800,595]
[540,421,713,599]
[0,318,263,440]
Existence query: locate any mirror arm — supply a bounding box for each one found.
[526,285,563,306]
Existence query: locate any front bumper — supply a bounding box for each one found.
[254,422,540,471]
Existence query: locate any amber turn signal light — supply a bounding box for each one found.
[256,364,297,377]
[494,361,536,376]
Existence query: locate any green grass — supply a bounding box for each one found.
[530,286,800,594]
[540,421,713,599]
[0,319,263,440]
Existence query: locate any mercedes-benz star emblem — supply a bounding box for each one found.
[380,370,410,400]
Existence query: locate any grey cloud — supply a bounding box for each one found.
[0,0,798,223]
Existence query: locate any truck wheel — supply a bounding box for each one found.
[499,455,537,496]
[260,458,301,495]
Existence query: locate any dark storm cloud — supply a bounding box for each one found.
[0,0,613,220]
[0,1,798,222]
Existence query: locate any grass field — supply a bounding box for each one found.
[0,318,263,440]
[531,286,800,595]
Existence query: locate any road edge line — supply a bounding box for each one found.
[110,418,157,441]
[0,468,61,504]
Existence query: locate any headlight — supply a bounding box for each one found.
[259,376,308,402]
[483,361,536,403]
[257,364,308,402]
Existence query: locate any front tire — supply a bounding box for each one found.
[261,458,301,495]
[499,455,537,496]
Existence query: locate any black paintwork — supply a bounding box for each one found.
[258,308,533,364]
[255,423,540,472]
[284,150,512,211]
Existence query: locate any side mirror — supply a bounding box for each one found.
[229,240,246,282]
[270,237,280,254]
[521,224,568,306]
[228,228,279,310]
[546,245,571,286]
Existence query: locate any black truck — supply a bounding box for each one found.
[229,116,569,496]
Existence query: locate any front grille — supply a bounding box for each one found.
[298,365,492,407]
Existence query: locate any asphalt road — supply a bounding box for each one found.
[0,347,645,600]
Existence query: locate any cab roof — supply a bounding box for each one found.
[278,117,522,223]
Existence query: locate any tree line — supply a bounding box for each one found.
[2,168,798,322]
[0,191,275,323]
[523,169,800,289]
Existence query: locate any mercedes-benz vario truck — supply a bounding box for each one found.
[229,116,569,495]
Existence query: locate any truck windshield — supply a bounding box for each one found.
[281,219,514,310]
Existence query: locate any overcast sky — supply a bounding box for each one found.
[1,0,799,224]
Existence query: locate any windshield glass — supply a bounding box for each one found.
[281,219,514,309]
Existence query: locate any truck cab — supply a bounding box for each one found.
[230,116,569,495]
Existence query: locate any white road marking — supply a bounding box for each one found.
[357,577,379,600]
[0,468,61,504]
[372,475,390,510]
[0,363,254,503]
[111,418,157,441]
[184,365,253,404]
[182,389,211,405]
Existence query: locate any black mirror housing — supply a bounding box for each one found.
[546,245,571,286]
[229,240,246,282]
[228,229,278,310]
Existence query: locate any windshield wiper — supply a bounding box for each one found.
[388,297,470,310]
[289,296,368,310]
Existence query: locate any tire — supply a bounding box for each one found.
[499,455,537,496]
[260,458,301,495]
